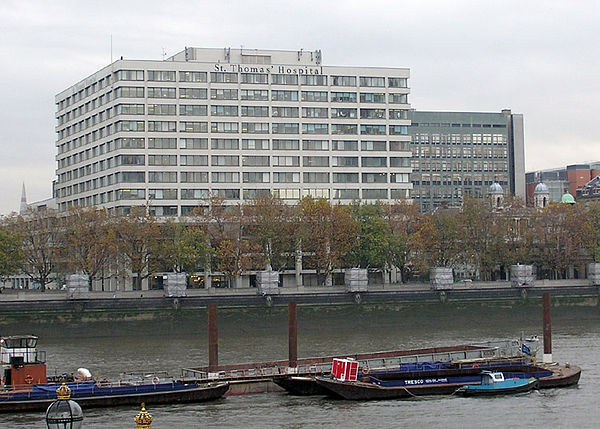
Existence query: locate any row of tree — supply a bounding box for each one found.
[1,196,599,290]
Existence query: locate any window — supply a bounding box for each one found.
[180,138,208,149]
[243,189,271,199]
[214,189,240,199]
[390,157,410,167]
[303,156,329,167]
[211,138,239,150]
[148,121,176,132]
[148,155,176,166]
[389,125,408,135]
[210,72,238,83]
[116,70,143,81]
[272,74,298,85]
[361,141,386,151]
[211,105,238,116]
[147,104,176,115]
[147,70,175,82]
[180,121,208,133]
[361,157,387,167]
[301,91,328,102]
[272,123,299,134]
[148,188,177,199]
[390,141,410,152]
[241,54,271,64]
[334,189,359,199]
[332,140,358,151]
[331,124,357,135]
[302,188,330,198]
[148,138,176,149]
[210,89,238,100]
[332,156,358,167]
[179,71,207,82]
[118,154,145,165]
[331,108,357,119]
[273,172,300,183]
[272,139,299,150]
[118,172,145,183]
[271,90,298,101]
[333,173,359,183]
[242,155,269,166]
[273,188,300,199]
[180,155,208,166]
[272,156,300,166]
[116,137,145,149]
[116,120,144,132]
[302,123,328,134]
[181,172,209,183]
[147,87,176,98]
[180,88,207,99]
[389,109,408,119]
[302,140,328,150]
[273,107,299,118]
[362,189,388,199]
[361,125,386,135]
[389,93,408,104]
[390,173,409,183]
[302,107,328,118]
[359,76,385,87]
[388,77,408,88]
[118,189,145,200]
[362,173,387,183]
[300,75,327,86]
[181,188,210,199]
[243,172,269,183]
[331,76,356,87]
[148,172,177,183]
[116,104,144,115]
[212,172,239,183]
[241,89,268,100]
[242,122,269,134]
[241,106,269,117]
[331,92,357,102]
[240,73,268,84]
[242,139,269,150]
[116,87,144,98]
[304,172,329,183]
[179,105,207,116]
[210,122,238,133]
[211,155,239,166]
[360,93,385,103]
[360,108,385,119]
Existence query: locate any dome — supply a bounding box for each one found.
[534,182,549,194]
[489,183,503,193]
[561,192,575,204]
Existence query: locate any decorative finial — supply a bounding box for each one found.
[56,382,72,400]
[135,403,153,428]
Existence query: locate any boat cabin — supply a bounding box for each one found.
[481,371,505,385]
[1,335,47,389]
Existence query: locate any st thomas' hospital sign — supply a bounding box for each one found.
[214,64,324,75]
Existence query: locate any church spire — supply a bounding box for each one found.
[19,183,27,214]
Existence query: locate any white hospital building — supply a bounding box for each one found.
[55,47,412,215]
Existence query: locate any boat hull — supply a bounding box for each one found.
[0,382,229,413]
[458,379,538,396]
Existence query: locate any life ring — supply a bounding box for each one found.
[24,375,33,384]
[362,367,370,375]
[152,376,160,385]
[472,364,480,369]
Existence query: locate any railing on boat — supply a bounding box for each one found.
[181,340,529,381]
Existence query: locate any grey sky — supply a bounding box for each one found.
[1,0,599,214]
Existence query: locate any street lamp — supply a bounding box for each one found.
[45,382,84,429]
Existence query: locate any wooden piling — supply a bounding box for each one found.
[208,304,218,371]
[542,293,552,364]
[288,302,298,368]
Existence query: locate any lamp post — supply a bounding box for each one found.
[45,382,84,429]
[134,403,153,428]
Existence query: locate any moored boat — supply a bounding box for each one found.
[456,371,538,396]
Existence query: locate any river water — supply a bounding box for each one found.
[1,304,598,428]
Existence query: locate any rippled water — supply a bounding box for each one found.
[1,304,598,428]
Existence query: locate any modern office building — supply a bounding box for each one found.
[408,110,525,212]
[54,48,412,215]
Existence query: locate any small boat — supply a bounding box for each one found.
[456,371,538,396]
[0,335,229,412]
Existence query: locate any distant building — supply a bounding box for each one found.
[408,110,525,212]
[579,175,600,201]
[526,162,600,205]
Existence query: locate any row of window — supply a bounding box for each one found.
[412,146,508,159]
[413,133,507,145]
[115,69,408,88]
[413,160,509,173]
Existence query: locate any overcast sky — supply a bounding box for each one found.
[1,0,599,215]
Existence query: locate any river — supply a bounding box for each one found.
[0,304,598,428]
